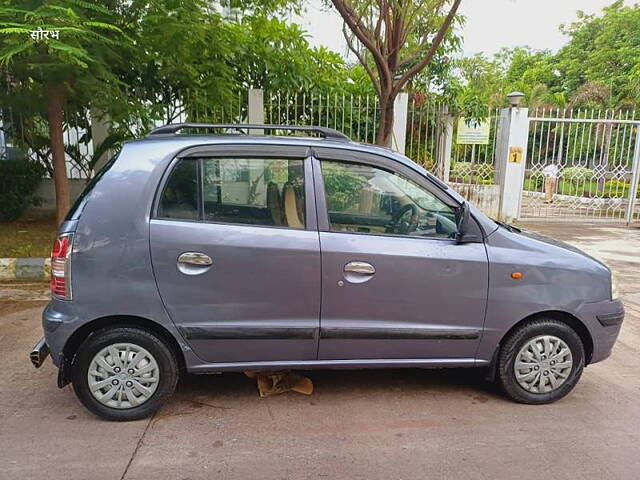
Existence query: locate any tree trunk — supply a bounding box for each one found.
[376,96,395,147]
[46,84,70,226]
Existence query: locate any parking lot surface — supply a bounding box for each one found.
[1,222,639,480]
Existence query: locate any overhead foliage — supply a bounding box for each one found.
[230,14,354,93]
[556,0,640,108]
[449,1,640,114]
[0,0,126,224]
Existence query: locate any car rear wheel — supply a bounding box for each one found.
[497,319,585,404]
[72,327,178,421]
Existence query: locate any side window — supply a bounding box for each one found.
[158,159,199,220]
[202,158,305,229]
[321,160,458,239]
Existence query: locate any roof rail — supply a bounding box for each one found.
[148,123,351,142]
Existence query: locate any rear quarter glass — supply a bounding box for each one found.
[64,154,119,222]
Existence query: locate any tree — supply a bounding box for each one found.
[557,1,640,109]
[0,1,125,225]
[111,0,238,132]
[231,14,352,93]
[429,2,640,115]
[447,47,568,115]
[0,0,313,224]
[330,0,462,146]
[75,1,351,136]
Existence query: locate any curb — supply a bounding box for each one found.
[0,258,50,281]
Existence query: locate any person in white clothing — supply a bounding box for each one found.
[542,164,560,203]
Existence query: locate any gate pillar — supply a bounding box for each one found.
[495,104,529,222]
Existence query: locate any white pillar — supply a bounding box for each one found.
[246,89,266,201]
[625,126,640,224]
[495,107,529,222]
[436,105,454,181]
[248,88,264,125]
[90,110,111,174]
[391,92,409,154]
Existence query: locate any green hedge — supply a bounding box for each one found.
[450,161,495,184]
[562,166,595,181]
[0,159,45,221]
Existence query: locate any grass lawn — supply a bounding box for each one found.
[0,212,57,258]
[524,178,640,198]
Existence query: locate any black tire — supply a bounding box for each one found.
[497,319,585,404]
[72,327,178,421]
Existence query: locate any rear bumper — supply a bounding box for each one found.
[578,298,624,364]
[42,300,80,367]
[30,337,50,368]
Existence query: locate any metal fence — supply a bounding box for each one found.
[0,107,93,179]
[264,91,453,174]
[405,95,446,173]
[264,91,380,144]
[5,89,640,223]
[450,108,501,185]
[0,91,247,180]
[0,90,476,184]
[522,108,640,221]
[170,91,246,125]
[447,109,502,218]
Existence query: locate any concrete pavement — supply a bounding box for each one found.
[1,222,639,479]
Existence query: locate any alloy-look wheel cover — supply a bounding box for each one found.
[87,342,160,409]
[514,335,573,394]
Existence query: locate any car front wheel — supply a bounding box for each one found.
[72,327,178,421]
[498,319,585,404]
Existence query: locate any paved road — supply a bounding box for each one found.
[1,223,639,479]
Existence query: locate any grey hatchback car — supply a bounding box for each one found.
[31,124,624,421]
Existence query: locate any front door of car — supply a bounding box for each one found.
[150,146,320,364]
[313,149,489,361]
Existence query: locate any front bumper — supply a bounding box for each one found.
[578,298,624,364]
[30,337,50,368]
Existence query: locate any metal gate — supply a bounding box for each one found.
[521,109,640,222]
[448,109,501,218]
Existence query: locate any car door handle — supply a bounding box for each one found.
[344,261,375,275]
[178,252,213,267]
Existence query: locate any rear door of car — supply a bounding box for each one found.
[313,147,489,362]
[150,144,321,364]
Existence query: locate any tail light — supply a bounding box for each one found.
[51,233,73,300]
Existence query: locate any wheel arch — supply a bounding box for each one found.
[501,310,594,364]
[484,309,594,383]
[59,315,186,386]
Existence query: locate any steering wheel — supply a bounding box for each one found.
[390,203,419,235]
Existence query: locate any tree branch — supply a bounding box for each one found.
[343,23,382,98]
[392,0,461,96]
[332,0,393,91]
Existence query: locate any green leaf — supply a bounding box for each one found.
[63,0,113,16]
[83,21,123,34]
[45,40,92,67]
[0,41,32,65]
[0,27,31,34]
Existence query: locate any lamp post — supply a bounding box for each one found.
[507,91,525,109]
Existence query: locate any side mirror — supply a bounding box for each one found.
[455,202,479,244]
